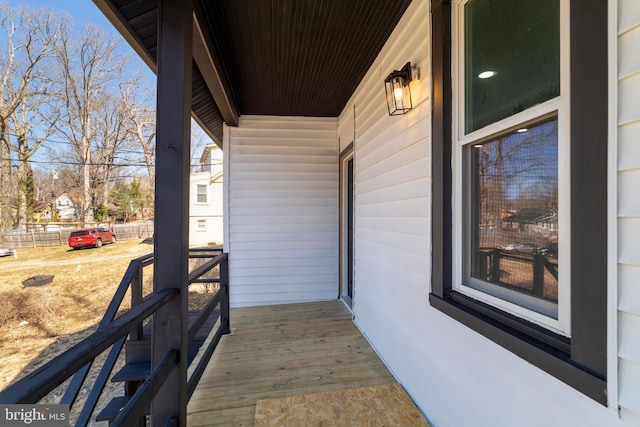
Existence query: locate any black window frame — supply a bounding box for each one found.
[429,0,608,405]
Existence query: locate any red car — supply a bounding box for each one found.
[68,227,116,249]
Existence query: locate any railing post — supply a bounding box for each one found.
[532,254,545,297]
[490,248,501,283]
[221,255,230,335]
[130,264,144,341]
[127,262,146,427]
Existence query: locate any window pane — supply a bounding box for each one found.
[197,184,207,203]
[466,118,558,316]
[465,0,560,133]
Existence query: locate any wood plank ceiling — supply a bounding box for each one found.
[97,0,413,142]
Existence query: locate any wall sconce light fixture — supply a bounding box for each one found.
[385,62,413,116]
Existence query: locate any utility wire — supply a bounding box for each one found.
[1,157,150,167]
[0,156,222,168]
[4,130,207,158]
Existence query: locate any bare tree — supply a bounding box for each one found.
[121,78,156,181]
[190,120,215,173]
[0,4,62,231]
[93,94,129,206]
[52,23,125,222]
[10,102,57,226]
[31,168,53,202]
[55,165,82,209]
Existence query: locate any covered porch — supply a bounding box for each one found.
[79,0,425,424]
[0,0,630,425]
[187,300,428,426]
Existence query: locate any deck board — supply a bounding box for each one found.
[187,300,399,426]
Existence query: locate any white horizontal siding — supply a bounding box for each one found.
[619,311,640,363]
[618,263,640,313]
[618,24,640,78]
[227,116,338,307]
[189,148,224,245]
[618,218,640,264]
[618,73,640,125]
[617,0,640,420]
[189,216,223,246]
[337,0,629,425]
[618,0,640,35]
[618,121,640,171]
[619,359,640,414]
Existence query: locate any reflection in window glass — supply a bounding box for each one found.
[464,0,560,133]
[466,118,558,314]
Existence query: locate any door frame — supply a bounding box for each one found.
[339,142,354,308]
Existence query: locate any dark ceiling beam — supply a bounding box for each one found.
[92,0,157,73]
[92,0,226,145]
[192,7,239,127]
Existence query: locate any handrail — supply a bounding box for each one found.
[187,253,230,398]
[62,253,154,407]
[0,289,177,403]
[187,325,225,399]
[73,337,126,427]
[188,288,223,342]
[188,252,226,283]
[0,249,230,426]
[481,248,559,298]
[112,350,179,427]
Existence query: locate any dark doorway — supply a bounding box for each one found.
[340,145,354,308]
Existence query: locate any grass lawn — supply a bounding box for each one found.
[0,239,154,390]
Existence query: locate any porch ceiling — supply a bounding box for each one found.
[94,0,412,143]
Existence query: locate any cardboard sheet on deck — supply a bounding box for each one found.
[254,382,430,426]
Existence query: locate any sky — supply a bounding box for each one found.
[9,0,114,33]
[3,0,211,169]
[6,0,155,80]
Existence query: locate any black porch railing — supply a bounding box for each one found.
[0,247,230,426]
[478,248,558,298]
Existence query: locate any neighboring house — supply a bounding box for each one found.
[62,0,640,425]
[32,201,52,222]
[54,193,78,221]
[32,197,79,223]
[503,207,558,234]
[189,144,223,246]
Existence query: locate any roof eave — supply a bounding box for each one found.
[92,0,157,74]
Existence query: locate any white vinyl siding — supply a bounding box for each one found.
[338,0,627,425]
[617,0,640,419]
[226,116,338,307]
[189,145,224,246]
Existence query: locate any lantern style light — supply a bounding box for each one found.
[384,62,413,115]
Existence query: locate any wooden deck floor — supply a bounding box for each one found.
[187,300,399,426]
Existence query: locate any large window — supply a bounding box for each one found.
[465,117,560,321]
[430,0,608,405]
[463,0,560,133]
[456,0,566,333]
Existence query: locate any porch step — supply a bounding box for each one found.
[111,362,150,383]
[114,343,206,383]
[124,308,219,360]
[125,339,152,364]
[95,396,149,422]
[101,308,221,422]
[123,308,220,364]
